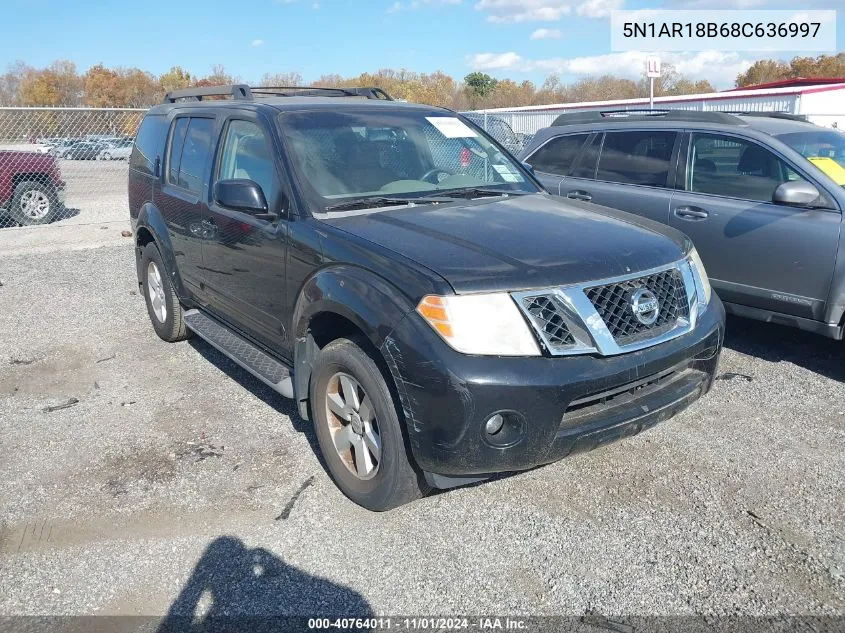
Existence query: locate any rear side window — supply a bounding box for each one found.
[527,134,589,175]
[596,130,677,187]
[129,114,167,175]
[167,117,214,195]
[687,133,805,202]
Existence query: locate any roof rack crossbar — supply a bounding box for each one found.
[723,111,810,122]
[551,109,745,127]
[164,84,253,103]
[162,85,394,104]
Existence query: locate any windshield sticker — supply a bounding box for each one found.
[808,157,845,185]
[425,117,478,139]
[493,164,522,182]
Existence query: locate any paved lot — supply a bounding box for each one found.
[1,237,844,621]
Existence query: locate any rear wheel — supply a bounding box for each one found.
[9,180,58,226]
[140,243,190,342]
[101,151,112,160]
[310,337,429,511]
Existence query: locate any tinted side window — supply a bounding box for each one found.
[178,118,214,194]
[596,130,677,187]
[217,120,276,204]
[167,118,189,185]
[129,114,167,175]
[687,133,805,202]
[528,134,589,175]
[571,133,601,179]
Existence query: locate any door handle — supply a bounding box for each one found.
[566,190,592,202]
[674,206,709,220]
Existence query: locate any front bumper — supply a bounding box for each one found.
[380,296,724,478]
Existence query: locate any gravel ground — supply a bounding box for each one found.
[0,242,844,622]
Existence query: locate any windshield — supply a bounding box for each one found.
[277,108,539,212]
[776,128,845,186]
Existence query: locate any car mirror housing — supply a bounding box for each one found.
[772,180,821,208]
[214,179,270,216]
[521,162,535,175]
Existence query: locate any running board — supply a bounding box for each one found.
[183,309,294,399]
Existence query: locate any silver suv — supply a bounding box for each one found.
[520,110,845,340]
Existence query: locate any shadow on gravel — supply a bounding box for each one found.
[723,315,845,382]
[157,536,373,632]
[0,206,80,229]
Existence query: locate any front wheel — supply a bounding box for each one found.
[310,337,429,511]
[140,243,190,342]
[101,151,112,160]
[9,181,58,226]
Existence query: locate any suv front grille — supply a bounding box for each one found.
[520,295,575,348]
[585,268,688,346]
[511,262,695,357]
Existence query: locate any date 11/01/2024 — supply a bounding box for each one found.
[308,617,528,630]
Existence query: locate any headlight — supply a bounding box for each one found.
[416,294,541,356]
[687,247,712,306]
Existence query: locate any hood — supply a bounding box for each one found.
[321,193,690,293]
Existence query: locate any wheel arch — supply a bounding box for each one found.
[135,202,188,299]
[291,265,416,420]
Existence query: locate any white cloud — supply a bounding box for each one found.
[389,0,461,12]
[530,27,562,39]
[475,0,620,22]
[251,39,265,47]
[467,51,526,70]
[576,0,622,18]
[468,49,757,87]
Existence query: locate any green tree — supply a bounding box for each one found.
[464,72,498,98]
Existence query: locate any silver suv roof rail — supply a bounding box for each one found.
[551,109,745,127]
[723,111,810,123]
[163,84,393,103]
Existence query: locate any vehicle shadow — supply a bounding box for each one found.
[0,206,80,228]
[156,535,373,633]
[187,337,319,445]
[723,315,845,382]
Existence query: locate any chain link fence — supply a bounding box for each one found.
[0,107,144,229]
[2,104,841,231]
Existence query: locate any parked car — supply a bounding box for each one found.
[129,85,724,511]
[0,150,66,225]
[463,112,532,155]
[64,141,108,160]
[97,139,133,160]
[520,110,845,340]
[48,138,82,157]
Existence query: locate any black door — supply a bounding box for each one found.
[154,115,216,297]
[201,115,289,353]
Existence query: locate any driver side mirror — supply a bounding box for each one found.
[772,181,821,208]
[522,162,535,175]
[214,179,274,219]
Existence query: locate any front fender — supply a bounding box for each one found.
[291,264,417,412]
[136,202,188,300]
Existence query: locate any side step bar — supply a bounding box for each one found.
[183,309,294,399]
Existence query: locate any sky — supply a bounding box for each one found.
[2,0,843,89]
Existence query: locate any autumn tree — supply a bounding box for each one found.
[19,60,82,106]
[261,71,304,86]
[735,53,845,87]
[159,66,194,94]
[464,72,498,99]
[0,61,30,106]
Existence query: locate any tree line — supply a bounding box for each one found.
[1,53,842,111]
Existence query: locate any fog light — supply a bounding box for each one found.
[485,414,505,436]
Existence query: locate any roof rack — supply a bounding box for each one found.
[723,111,810,122]
[251,86,393,100]
[163,84,393,104]
[551,109,745,127]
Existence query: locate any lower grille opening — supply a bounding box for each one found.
[562,366,683,426]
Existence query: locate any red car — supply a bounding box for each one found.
[0,150,66,226]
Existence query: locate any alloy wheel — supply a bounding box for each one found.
[146,261,168,323]
[324,372,382,480]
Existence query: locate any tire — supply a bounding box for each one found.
[140,243,190,343]
[9,180,58,226]
[101,152,111,160]
[310,336,429,511]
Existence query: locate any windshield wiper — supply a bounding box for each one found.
[436,187,525,200]
[323,196,446,212]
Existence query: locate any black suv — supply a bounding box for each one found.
[520,110,845,339]
[129,85,724,511]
